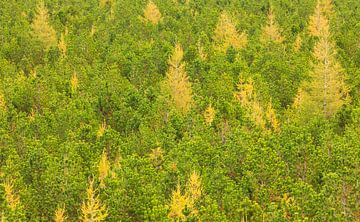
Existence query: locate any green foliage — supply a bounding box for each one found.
[0,0,359,221]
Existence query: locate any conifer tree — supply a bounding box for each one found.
[203,104,216,126]
[168,183,190,220]
[2,179,20,211]
[96,121,106,139]
[295,11,349,118]
[149,147,164,168]
[70,72,79,93]
[308,0,329,37]
[266,102,280,132]
[261,7,284,43]
[0,93,6,113]
[31,2,57,50]
[98,151,110,188]
[320,0,334,16]
[214,11,248,51]
[235,78,266,131]
[58,33,67,58]
[293,34,302,52]
[187,171,201,203]
[54,206,67,222]
[80,178,108,222]
[143,0,162,25]
[162,44,193,114]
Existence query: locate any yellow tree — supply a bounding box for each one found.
[168,183,190,220]
[293,34,302,52]
[214,11,247,51]
[308,0,329,37]
[261,7,284,43]
[58,33,67,58]
[295,4,349,119]
[203,104,216,126]
[2,179,20,211]
[143,0,162,25]
[54,205,67,222]
[98,151,110,188]
[162,44,193,115]
[31,2,57,50]
[80,178,108,222]
[301,33,349,117]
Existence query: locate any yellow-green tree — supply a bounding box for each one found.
[2,179,20,211]
[80,179,108,222]
[161,44,193,114]
[261,7,284,43]
[54,205,67,222]
[308,0,329,37]
[214,11,247,51]
[31,2,57,50]
[295,32,349,118]
[143,0,162,25]
[98,151,110,188]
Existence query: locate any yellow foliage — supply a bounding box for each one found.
[80,179,108,222]
[295,29,350,118]
[214,11,248,51]
[1,211,4,222]
[99,0,110,8]
[187,171,201,202]
[266,102,280,132]
[55,205,67,222]
[28,108,36,122]
[149,147,164,167]
[90,24,96,37]
[96,121,106,139]
[70,72,79,93]
[235,77,254,106]
[162,43,193,114]
[203,104,216,126]
[31,2,57,50]
[98,150,110,188]
[320,0,334,16]
[3,179,20,211]
[293,34,302,52]
[308,1,329,37]
[168,183,191,220]
[0,93,6,112]
[197,39,207,60]
[261,7,284,43]
[58,33,67,58]
[143,1,162,25]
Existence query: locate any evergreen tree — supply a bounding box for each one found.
[31,1,57,50]
[161,43,193,115]
[143,0,162,25]
[261,7,284,43]
[214,11,248,51]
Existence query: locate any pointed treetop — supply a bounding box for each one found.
[143,0,162,25]
[214,11,248,51]
[261,6,284,43]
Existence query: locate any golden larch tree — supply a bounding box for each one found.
[293,34,302,52]
[80,178,108,222]
[308,0,329,37]
[0,92,6,113]
[187,171,201,203]
[162,43,193,114]
[203,104,216,126]
[261,7,284,43]
[3,179,20,211]
[98,150,110,188]
[54,205,67,222]
[143,0,162,25]
[214,11,248,51]
[306,33,349,117]
[31,2,57,50]
[295,20,349,118]
[149,147,164,168]
[58,33,67,58]
[266,102,280,132]
[96,121,106,139]
[70,72,79,93]
[320,0,334,16]
[168,183,190,220]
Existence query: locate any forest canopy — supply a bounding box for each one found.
[0,0,360,221]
